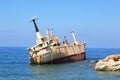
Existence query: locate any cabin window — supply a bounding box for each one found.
[74,43,76,45]
[38,44,43,47]
[41,38,44,42]
[49,40,53,44]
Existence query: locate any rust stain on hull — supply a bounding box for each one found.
[46,52,86,64]
[30,52,86,64]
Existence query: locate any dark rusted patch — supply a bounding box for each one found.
[45,52,86,64]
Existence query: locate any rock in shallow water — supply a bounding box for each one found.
[95,54,120,71]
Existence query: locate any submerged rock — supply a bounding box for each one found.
[95,54,120,71]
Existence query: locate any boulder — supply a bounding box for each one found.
[95,54,120,71]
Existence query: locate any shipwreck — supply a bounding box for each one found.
[27,18,86,64]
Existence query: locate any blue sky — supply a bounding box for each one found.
[0,0,120,48]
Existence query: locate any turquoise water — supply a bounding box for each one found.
[0,47,120,80]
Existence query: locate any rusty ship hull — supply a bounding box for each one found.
[30,52,85,64]
[29,44,86,64]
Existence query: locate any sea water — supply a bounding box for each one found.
[0,47,120,80]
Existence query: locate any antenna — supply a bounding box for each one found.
[51,28,53,34]
[46,28,50,35]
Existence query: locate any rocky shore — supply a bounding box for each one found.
[95,54,120,71]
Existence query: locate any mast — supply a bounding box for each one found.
[64,36,69,45]
[71,31,80,45]
[32,18,39,32]
[31,17,43,44]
